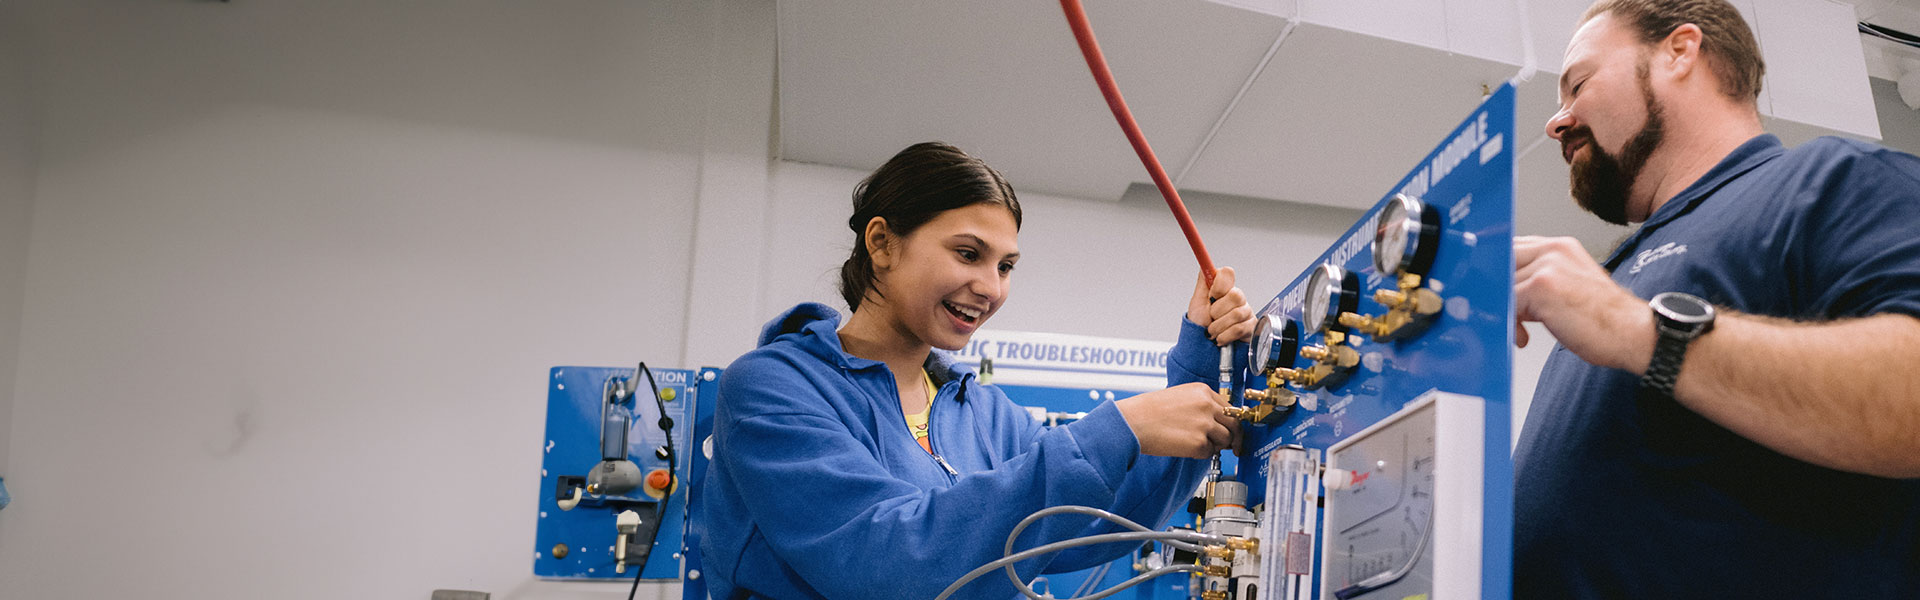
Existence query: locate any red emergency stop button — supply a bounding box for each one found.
[646,468,672,492]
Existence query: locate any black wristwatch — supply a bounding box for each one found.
[1640,292,1715,396]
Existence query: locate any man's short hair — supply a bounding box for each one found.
[1584,0,1766,104]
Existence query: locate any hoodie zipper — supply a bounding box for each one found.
[926,381,959,480]
[885,369,958,482]
[929,396,960,480]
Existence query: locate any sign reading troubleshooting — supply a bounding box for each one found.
[948,329,1174,392]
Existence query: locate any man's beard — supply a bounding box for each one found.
[1567,61,1666,226]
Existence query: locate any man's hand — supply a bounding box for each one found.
[1115,382,1240,459]
[1188,266,1256,346]
[1513,236,1656,373]
[1516,236,1920,477]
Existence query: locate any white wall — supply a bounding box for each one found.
[0,0,38,535]
[0,1,728,599]
[1870,77,1920,155]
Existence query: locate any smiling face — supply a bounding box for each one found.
[1547,12,1668,225]
[867,202,1020,352]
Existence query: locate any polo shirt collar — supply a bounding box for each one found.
[1603,134,1785,269]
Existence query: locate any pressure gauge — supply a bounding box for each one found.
[1250,315,1301,374]
[1302,263,1359,333]
[1372,194,1442,277]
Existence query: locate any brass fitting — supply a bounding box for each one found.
[1240,388,1275,404]
[1231,385,1297,424]
[1201,591,1229,600]
[1201,546,1237,560]
[1224,536,1259,552]
[1296,346,1331,362]
[1284,331,1361,389]
[1203,565,1232,577]
[1271,368,1301,384]
[1340,273,1444,342]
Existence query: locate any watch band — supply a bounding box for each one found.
[1640,326,1691,396]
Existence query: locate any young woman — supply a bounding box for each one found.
[699,142,1255,599]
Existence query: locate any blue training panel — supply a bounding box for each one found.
[534,366,697,580]
[1236,82,1516,599]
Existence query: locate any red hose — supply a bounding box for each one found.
[1058,0,1217,287]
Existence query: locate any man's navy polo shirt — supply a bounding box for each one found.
[1514,134,1920,598]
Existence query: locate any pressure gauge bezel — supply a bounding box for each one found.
[1372,193,1443,277]
[1250,314,1301,374]
[1302,263,1360,333]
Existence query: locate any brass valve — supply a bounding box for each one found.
[1223,401,1285,426]
[1247,373,1298,407]
[1283,331,1361,389]
[1228,377,1298,424]
[1338,272,1444,342]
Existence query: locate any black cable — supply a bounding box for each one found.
[627,559,645,600]
[633,362,676,487]
[626,362,676,600]
[1861,22,1920,48]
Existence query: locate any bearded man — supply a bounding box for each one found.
[1512,0,1920,597]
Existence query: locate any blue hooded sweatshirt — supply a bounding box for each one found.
[698,303,1220,599]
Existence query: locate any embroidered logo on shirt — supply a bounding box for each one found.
[1629,242,1688,274]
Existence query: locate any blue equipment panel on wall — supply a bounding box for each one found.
[1234,82,1516,599]
[534,366,697,580]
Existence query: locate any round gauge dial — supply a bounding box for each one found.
[1250,314,1301,374]
[1372,194,1442,277]
[1302,263,1358,333]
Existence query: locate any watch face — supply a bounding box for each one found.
[1652,292,1714,324]
[1250,315,1300,373]
[1303,263,1353,333]
[1658,295,1707,318]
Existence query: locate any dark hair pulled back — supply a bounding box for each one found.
[839,142,1022,312]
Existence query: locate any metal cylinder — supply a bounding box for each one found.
[1203,480,1258,599]
[1212,480,1248,509]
